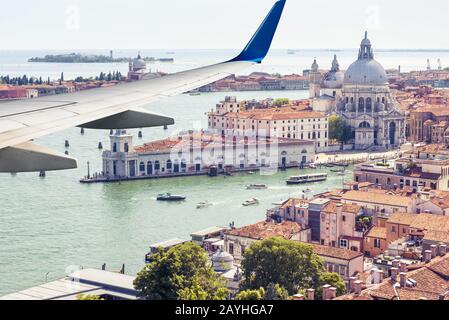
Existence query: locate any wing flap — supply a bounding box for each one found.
[0,142,77,173]
[80,109,174,129]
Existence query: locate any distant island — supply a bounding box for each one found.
[28,53,174,63]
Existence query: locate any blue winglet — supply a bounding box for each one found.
[230,0,286,64]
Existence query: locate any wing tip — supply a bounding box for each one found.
[230,0,286,63]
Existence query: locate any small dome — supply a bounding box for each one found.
[133,52,146,71]
[323,71,344,89]
[212,250,234,272]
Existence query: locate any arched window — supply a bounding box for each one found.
[359,121,371,128]
[124,143,129,153]
[358,97,365,112]
[166,160,172,170]
[113,143,117,153]
[366,97,372,112]
[181,159,187,169]
[147,161,153,175]
[155,161,160,170]
[139,162,145,172]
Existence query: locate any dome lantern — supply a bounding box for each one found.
[344,32,387,86]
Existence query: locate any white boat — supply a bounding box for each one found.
[287,173,328,185]
[196,201,212,209]
[246,184,268,190]
[303,188,313,193]
[242,198,259,206]
[309,163,317,169]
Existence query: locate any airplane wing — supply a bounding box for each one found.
[0,0,286,173]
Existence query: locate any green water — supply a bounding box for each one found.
[0,90,349,295]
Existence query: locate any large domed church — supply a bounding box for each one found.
[310,32,406,150]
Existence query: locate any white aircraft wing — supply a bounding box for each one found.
[0,0,286,172]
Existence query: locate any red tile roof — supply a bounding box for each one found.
[225,221,303,241]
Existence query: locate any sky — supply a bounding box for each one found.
[1,0,448,50]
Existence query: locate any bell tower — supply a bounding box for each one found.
[309,58,321,98]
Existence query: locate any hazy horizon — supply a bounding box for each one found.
[1,0,449,50]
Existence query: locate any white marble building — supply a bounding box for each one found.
[101,130,316,180]
[311,32,406,150]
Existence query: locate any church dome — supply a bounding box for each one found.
[323,55,344,88]
[132,53,146,71]
[344,59,387,85]
[343,32,388,86]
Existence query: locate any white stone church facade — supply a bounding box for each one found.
[310,32,406,150]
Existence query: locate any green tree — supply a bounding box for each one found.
[263,283,290,300]
[240,238,323,295]
[76,294,104,300]
[272,98,290,107]
[134,242,229,300]
[235,288,265,301]
[315,272,346,300]
[328,114,352,145]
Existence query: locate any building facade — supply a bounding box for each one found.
[208,97,329,151]
[101,130,316,180]
[335,33,406,150]
[310,32,406,150]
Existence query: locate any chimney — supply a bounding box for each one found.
[399,272,407,287]
[439,244,447,256]
[328,287,337,300]
[390,267,399,282]
[430,245,437,258]
[424,250,432,263]
[307,288,315,301]
[372,269,384,284]
[348,276,357,293]
[353,280,362,295]
[399,261,407,273]
[322,284,331,300]
[292,294,304,301]
[392,259,400,269]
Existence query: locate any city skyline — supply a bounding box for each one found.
[1,0,449,50]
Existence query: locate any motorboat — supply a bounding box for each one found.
[303,188,313,193]
[196,201,212,209]
[246,184,268,190]
[157,193,186,201]
[242,198,259,206]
